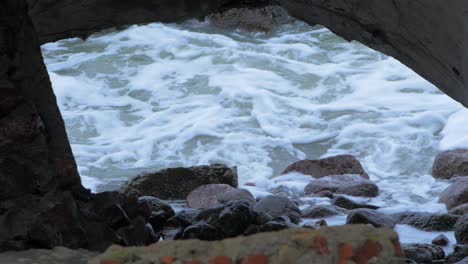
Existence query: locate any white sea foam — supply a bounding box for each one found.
[42,20,467,245]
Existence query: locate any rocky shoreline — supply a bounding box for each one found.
[2,0,468,263]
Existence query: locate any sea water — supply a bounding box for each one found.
[41,20,467,247]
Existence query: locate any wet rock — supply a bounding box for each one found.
[305,174,379,197]
[403,244,445,263]
[181,223,224,241]
[208,7,274,32]
[253,195,301,224]
[455,215,468,244]
[117,217,156,246]
[196,201,256,237]
[433,149,468,179]
[282,155,369,179]
[269,185,302,198]
[161,209,200,240]
[450,203,468,215]
[315,190,334,198]
[186,184,255,209]
[440,177,468,209]
[446,245,468,263]
[455,257,468,264]
[260,220,289,232]
[431,234,449,246]
[301,205,340,218]
[138,196,175,232]
[121,164,238,200]
[254,211,274,225]
[391,212,459,231]
[347,209,395,228]
[332,196,380,210]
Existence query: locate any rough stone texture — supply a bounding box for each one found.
[433,149,468,179]
[431,234,449,247]
[282,155,369,179]
[447,245,468,264]
[391,212,459,231]
[208,7,274,32]
[347,209,396,228]
[253,195,301,224]
[450,203,468,215]
[301,205,341,219]
[332,196,380,210]
[305,174,379,197]
[440,177,468,210]
[186,184,255,209]
[121,164,238,200]
[0,247,97,264]
[402,244,445,264]
[90,226,405,264]
[455,215,468,245]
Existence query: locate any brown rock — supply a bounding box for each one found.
[304,174,379,197]
[187,184,255,209]
[439,177,468,209]
[121,164,238,200]
[282,155,369,179]
[433,149,468,179]
[347,209,395,228]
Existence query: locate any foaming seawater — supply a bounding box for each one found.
[42,20,464,218]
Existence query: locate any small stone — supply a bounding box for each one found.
[431,234,449,246]
[332,196,379,210]
[254,195,301,224]
[301,205,340,218]
[346,209,395,228]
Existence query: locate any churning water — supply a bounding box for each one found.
[41,19,468,246]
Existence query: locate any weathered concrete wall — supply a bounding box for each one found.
[91,226,405,264]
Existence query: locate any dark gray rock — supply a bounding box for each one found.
[346,209,395,228]
[455,257,468,264]
[433,149,468,179]
[403,244,445,264]
[208,7,274,32]
[332,196,380,210]
[391,212,459,231]
[253,195,301,224]
[446,245,468,264]
[138,196,175,232]
[305,174,379,197]
[301,205,340,218]
[196,201,256,238]
[431,234,449,246]
[181,223,224,241]
[450,203,468,215]
[455,215,468,244]
[282,155,369,179]
[440,177,468,210]
[186,184,255,209]
[162,209,200,240]
[122,164,238,200]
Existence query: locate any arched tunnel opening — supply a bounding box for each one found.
[1,0,468,261]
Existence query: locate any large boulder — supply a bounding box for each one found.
[450,203,468,215]
[253,195,301,224]
[282,155,370,179]
[391,212,459,231]
[439,177,468,210]
[347,209,395,228]
[305,174,379,197]
[186,184,255,209]
[91,226,405,264]
[433,149,468,179]
[121,164,238,200]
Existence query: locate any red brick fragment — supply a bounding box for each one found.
[160,256,175,264]
[100,260,124,264]
[239,254,269,264]
[313,236,330,255]
[210,256,232,264]
[339,244,354,264]
[353,240,383,264]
